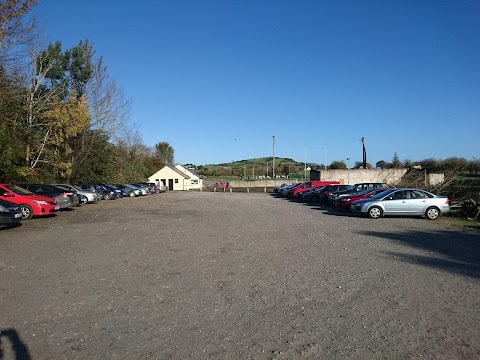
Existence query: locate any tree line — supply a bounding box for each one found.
[195,153,478,178]
[0,1,174,184]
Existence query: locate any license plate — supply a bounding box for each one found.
[14,213,21,218]
[54,206,60,210]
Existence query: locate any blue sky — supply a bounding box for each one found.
[33,0,479,166]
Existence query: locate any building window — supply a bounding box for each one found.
[175,179,179,183]
[191,179,198,185]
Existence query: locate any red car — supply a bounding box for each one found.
[335,187,390,210]
[290,180,340,198]
[0,184,60,220]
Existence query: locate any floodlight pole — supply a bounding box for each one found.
[346,157,350,184]
[272,135,275,179]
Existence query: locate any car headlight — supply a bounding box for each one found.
[33,200,49,205]
[0,205,8,212]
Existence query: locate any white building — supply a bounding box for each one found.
[174,164,204,190]
[148,165,190,191]
[148,164,203,191]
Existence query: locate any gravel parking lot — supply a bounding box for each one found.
[0,191,479,359]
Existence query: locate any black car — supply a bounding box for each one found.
[19,184,80,209]
[311,184,350,203]
[0,198,22,227]
[302,186,326,202]
[328,182,389,204]
[103,184,123,198]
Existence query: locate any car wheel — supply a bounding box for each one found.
[368,206,383,219]
[102,194,109,200]
[425,207,440,220]
[129,192,135,197]
[20,205,33,220]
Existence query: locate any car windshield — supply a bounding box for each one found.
[5,184,32,195]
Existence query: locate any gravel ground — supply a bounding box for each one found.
[0,191,479,360]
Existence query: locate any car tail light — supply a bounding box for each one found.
[445,199,449,205]
[62,192,74,196]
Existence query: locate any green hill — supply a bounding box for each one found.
[194,157,311,178]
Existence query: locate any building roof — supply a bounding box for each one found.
[166,164,191,179]
[176,164,202,178]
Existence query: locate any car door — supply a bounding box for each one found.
[382,190,410,215]
[407,190,430,215]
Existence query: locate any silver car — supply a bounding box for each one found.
[350,188,450,220]
[53,184,101,204]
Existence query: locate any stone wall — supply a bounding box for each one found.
[225,168,409,188]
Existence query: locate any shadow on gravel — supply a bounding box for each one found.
[0,328,31,360]
[0,223,23,231]
[309,204,357,217]
[359,229,480,279]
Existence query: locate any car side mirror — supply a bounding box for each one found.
[2,193,13,197]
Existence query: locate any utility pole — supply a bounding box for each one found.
[324,144,327,170]
[272,135,275,179]
[362,137,367,168]
[304,145,307,180]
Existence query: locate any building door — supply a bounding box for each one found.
[168,179,174,191]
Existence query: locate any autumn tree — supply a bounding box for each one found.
[41,93,91,179]
[18,40,94,180]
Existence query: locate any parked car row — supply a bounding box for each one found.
[0,182,163,228]
[274,181,450,220]
[274,181,341,199]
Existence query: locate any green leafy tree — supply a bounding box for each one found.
[404,159,413,168]
[70,130,116,183]
[418,158,439,171]
[155,141,174,165]
[330,160,347,169]
[440,157,469,172]
[375,160,388,169]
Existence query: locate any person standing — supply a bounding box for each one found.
[222,182,227,192]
